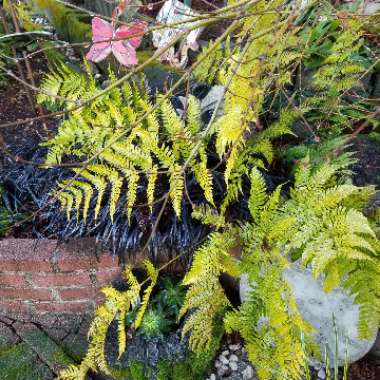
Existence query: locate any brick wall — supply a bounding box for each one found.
[0,238,121,320]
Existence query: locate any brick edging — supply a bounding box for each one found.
[0,238,121,319]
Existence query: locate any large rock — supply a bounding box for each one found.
[240,266,378,365]
[200,85,225,121]
[364,0,380,16]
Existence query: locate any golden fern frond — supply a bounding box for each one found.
[169,165,184,218]
[57,191,74,220]
[134,260,159,329]
[191,205,225,228]
[56,364,83,380]
[117,294,130,358]
[215,109,244,158]
[127,171,139,221]
[160,97,183,141]
[123,266,141,308]
[75,169,107,221]
[147,166,158,213]
[194,147,214,205]
[186,95,202,136]
[180,230,238,352]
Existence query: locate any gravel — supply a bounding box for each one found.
[206,341,257,380]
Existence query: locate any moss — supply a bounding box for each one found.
[156,328,222,380]
[112,360,151,380]
[109,328,221,380]
[0,343,51,380]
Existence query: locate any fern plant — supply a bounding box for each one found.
[57,260,158,380]
[295,4,376,139]
[37,54,293,224]
[37,2,380,379]
[180,160,380,380]
[38,63,216,220]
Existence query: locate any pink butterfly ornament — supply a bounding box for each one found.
[86,17,147,66]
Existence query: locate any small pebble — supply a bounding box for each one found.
[219,355,229,365]
[209,374,216,380]
[317,367,326,379]
[229,354,239,362]
[214,360,221,368]
[229,343,241,351]
[217,365,229,377]
[242,365,254,380]
[222,350,229,356]
[313,361,322,371]
[229,361,238,371]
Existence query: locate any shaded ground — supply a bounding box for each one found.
[0,57,56,151]
[0,315,89,380]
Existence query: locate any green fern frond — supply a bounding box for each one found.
[191,205,225,228]
[186,95,202,136]
[248,168,268,221]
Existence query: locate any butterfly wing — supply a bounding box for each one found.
[86,17,113,62]
[91,17,113,43]
[115,21,147,49]
[86,42,112,62]
[112,41,138,66]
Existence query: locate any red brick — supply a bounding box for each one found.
[96,268,122,285]
[34,302,93,314]
[0,273,26,287]
[32,273,92,287]
[0,239,57,272]
[0,288,52,301]
[0,300,29,315]
[0,239,56,261]
[57,257,96,272]
[0,259,52,272]
[57,255,118,272]
[96,292,106,304]
[59,287,98,301]
[0,301,30,315]
[97,255,119,267]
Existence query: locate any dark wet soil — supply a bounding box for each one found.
[348,355,380,380]
[0,57,57,151]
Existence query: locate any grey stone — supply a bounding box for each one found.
[217,364,229,377]
[229,361,238,371]
[317,367,326,379]
[200,86,225,121]
[242,365,255,380]
[0,322,19,345]
[364,1,380,15]
[219,354,229,365]
[240,265,378,365]
[210,374,216,380]
[215,360,222,368]
[313,361,322,371]
[229,343,241,351]
[229,354,239,362]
